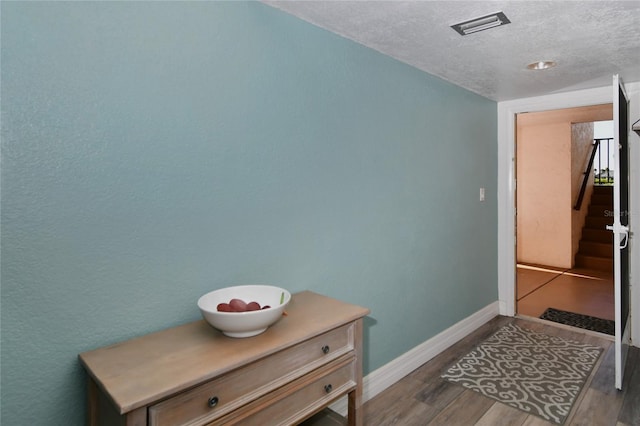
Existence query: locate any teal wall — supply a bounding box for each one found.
[1,2,497,424]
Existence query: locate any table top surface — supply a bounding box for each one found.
[79,291,369,413]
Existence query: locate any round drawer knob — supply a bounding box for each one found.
[208,396,219,408]
[324,384,333,393]
[321,345,330,354]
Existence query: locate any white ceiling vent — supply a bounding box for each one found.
[451,12,510,36]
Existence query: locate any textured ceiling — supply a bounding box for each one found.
[263,1,640,101]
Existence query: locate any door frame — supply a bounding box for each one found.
[497,83,639,344]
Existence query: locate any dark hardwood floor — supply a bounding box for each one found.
[305,316,640,426]
[362,316,639,425]
[306,315,640,425]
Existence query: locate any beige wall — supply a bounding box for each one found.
[516,104,612,268]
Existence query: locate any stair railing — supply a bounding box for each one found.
[594,138,613,185]
[574,140,601,211]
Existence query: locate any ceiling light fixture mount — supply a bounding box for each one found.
[527,61,557,70]
[451,11,510,36]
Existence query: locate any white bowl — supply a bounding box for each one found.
[197,285,291,338]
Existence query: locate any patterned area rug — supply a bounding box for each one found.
[441,323,603,424]
[540,308,615,335]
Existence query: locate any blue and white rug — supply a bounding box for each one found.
[441,323,603,424]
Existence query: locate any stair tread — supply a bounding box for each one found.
[575,254,613,272]
[592,185,613,191]
[580,231,613,243]
[580,241,613,247]
[584,220,612,225]
[577,243,613,258]
[576,253,613,259]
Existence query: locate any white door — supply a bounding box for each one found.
[608,75,631,390]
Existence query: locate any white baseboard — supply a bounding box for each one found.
[330,301,500,416]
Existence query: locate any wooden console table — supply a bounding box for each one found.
[79,291,369,426]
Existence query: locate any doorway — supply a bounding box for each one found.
[514,105,615,333]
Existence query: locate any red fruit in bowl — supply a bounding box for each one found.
[246,301,261,311]
[216,303,232,312]
[261,305,271,310]
[229,298,248,312]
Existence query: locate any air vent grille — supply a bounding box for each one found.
[451,12,510,36]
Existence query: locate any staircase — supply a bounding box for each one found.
[575,185,614,271]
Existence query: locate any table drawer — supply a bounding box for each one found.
[211,356,356,426]
[149,323,354,426]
